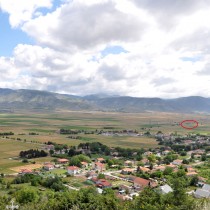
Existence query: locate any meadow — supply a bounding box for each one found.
[0,110,210,174]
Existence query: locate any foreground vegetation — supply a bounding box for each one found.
[0,177,209,210]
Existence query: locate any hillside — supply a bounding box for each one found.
[0,88,210,113]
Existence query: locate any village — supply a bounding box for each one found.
[4,129,210,202]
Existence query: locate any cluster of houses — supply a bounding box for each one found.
[17,132,210,200]
[17,151,208,201]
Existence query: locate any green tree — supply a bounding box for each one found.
[163,166,173,176]
[15,187,39,204]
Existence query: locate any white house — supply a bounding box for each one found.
[159,184,173,194]
[67,166,80,175]
[43,163,55,171]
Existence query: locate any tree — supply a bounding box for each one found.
[182,159,189,164]
[163,166,173,176]
[148,154,156,164]
[70,154,91,167]
[97,173,105,179]
[15,188,39,204]
[49,149,54,155]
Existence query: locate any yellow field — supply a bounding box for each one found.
[10,163,43,172]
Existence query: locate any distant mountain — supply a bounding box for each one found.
[86,96,210,113]
[0,88,210,113]
[0,88,94,111]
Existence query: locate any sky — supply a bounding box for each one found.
[0,0,210,98]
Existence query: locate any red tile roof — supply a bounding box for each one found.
[96,179,112,187]
[21,169,33,173]
[68,166,79,170]
[133,177,150,188]
[58,158,69,163]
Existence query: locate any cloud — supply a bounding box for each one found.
[131,0,210,28]
[198,62,210,75]
[152,77,176,87]
[0,0,53,27]
[1,0,210,98]
[22,1,146,51]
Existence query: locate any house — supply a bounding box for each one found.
[81,161,88,168]
[144,151,153,156]
[133,177,150,190]
[96,179,112,189]
[124,160,134,167]
[58,158,69,164]
[194,189,210,198]
[166,164,177,169]
[111,152,119,156]
[141,158,150,165]
[43,163,54,171]
[93,162,106,172]
[86,171,98,179]
[162,150,171,155]
[43,144,55,151]
[67,166,80,175]
[20,169,33,175]
[202,184,210,191]
[153,165,166,172]
[159,184,173,194]
[187,167,196,173]
[172,159,183,165]
[121,168,136,175]
[119,185,133,194]
[186,172,198,177]
[97,158,105,163]
[194,184,210,198]
[139,167,150,173]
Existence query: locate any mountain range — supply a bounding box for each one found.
[0,88,210,113]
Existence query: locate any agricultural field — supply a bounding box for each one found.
[0,111,210,174]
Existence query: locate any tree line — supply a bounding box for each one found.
[19,149,48,159]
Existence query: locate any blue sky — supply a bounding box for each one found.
[0,12,33,56]
[0,0,210,98]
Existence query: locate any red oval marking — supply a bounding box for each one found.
[180,120,198,130]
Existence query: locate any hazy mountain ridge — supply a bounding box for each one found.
[0,88,210,113]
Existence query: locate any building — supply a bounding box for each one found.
[133,177,150,190]
[121,168,136,175]
[20,169,33,175]
[186,172,198,177]
[43,163,54,171]
[172,159,183,165]
[58,158,69,164]
[194,184,210,198]
[124,160,134,167]
[139,167,150,173]
[97,158,105,163]
[67,166,80,175]
[96,179,112,189]
[93,162,106,172]
[159,184,173,194]
[81,161,88,168]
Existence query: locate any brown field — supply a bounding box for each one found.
[10,163,43,172]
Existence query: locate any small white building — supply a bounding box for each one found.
[43,163,54,171]
[67,166,80,175]
[159,184,173,194]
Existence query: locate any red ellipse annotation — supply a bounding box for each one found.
[180,120,199,130]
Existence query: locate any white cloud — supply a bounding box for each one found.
[0,0,53,27]
[1,0,210,98]
[22,0,146,51]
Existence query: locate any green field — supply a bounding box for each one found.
[0,111,210,174]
